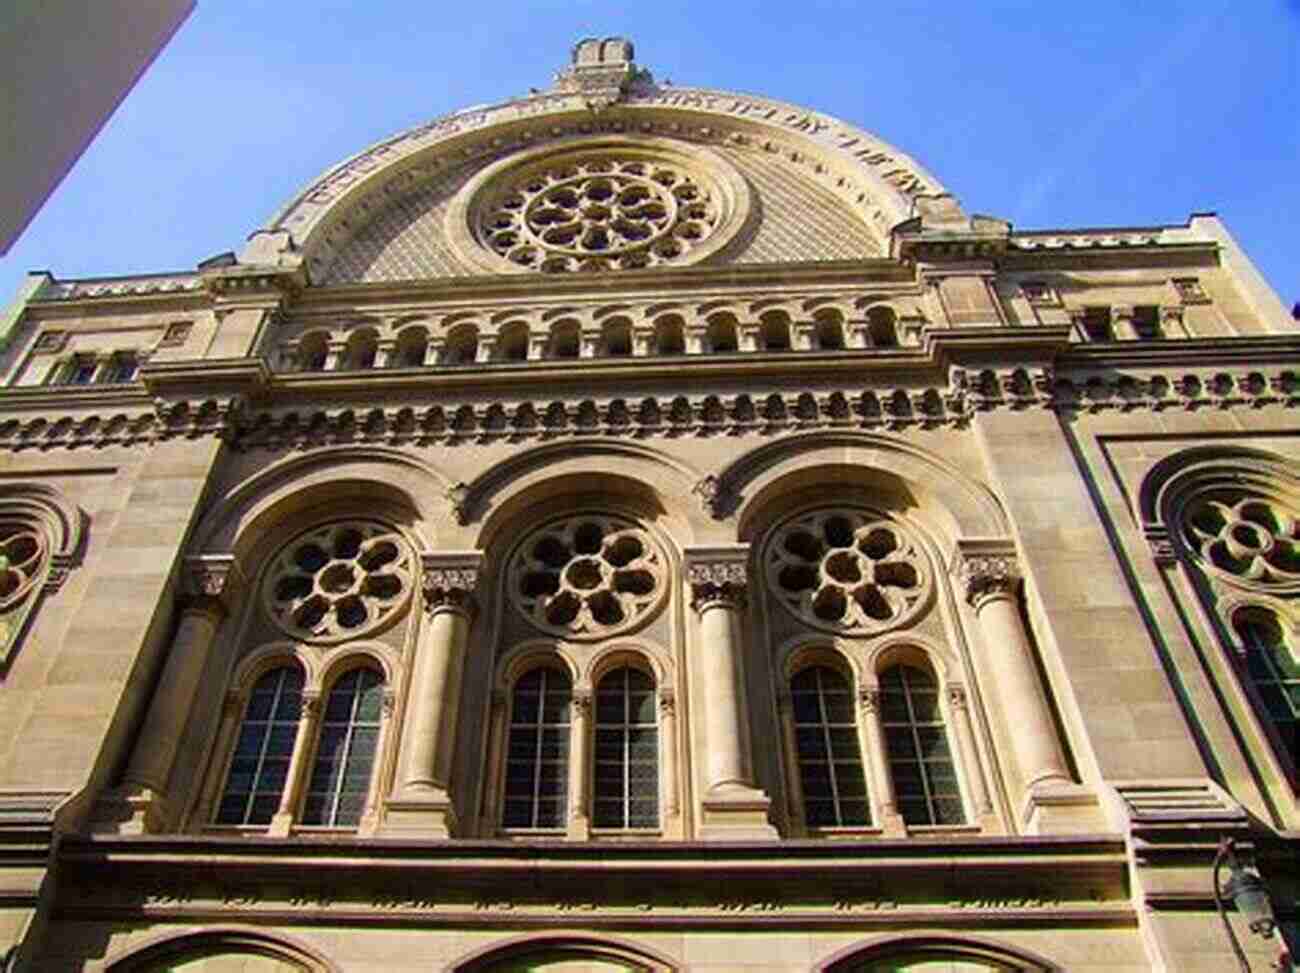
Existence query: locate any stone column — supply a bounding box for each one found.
[684,545,776,839]
[659,689,681,832]
[632,325,655,356]
[567,691,592,839]
[268,691,322,837]
[580,327,601,358]
[480,690,508,834]
[374,338,396,368]
[952,546,1074,824]
[776,691,804,833]
[945,684,997,828]
[858,687,904,835]
[105,556,243,834]
[384,551,483,837]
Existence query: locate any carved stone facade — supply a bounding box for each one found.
[0,36,1295,973]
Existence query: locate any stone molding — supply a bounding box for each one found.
[419,551,483,617]
[684,544,749,612]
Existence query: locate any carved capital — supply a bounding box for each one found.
[858,688,881,714]
[951,542,1022,609]
[181,555,244,613]
[571,691,592,718]
[687,564,748,612]
[947,685,968,709]
[684,544,750,613]
[491,689,508,713]
[223,691,243,720]
[301,691,323,720]
[420,551,484,617]
[658,688,676,717]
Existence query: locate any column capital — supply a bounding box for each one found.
[684,544,750,612]
[420,551,484,617]
[658,688,676,717]
[950,540,1022,609]
[946,684,968,709]
[859,687,881,714]
[301,691,323,719]
[181,554,244,616]
[571,691,592,718]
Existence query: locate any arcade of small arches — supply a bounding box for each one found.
[278,301,911,373]
[102,928,1060,972]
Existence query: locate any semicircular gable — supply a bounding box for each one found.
[244,44,960,284]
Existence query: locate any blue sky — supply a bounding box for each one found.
[3,1,1297,308]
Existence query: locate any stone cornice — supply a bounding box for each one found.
[3,361,1296,453]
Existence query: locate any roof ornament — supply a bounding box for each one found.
[553,36,654,113]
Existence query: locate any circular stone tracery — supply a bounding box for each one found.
[1183,494,1300,589]
[511,515,666,639]
[456,140,750,275]
[264,522,414,644]
[766,509,930,634]
[0,524,46,612]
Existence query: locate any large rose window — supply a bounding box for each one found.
[1183,494,1300,588]
[452,141,751,276]
[264,522,414,643]
[511,515,666,639]
[766,509,930,634]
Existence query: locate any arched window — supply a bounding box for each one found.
[496,322,530,362]
[1235,612,1298,768]
[216,665,304,826]
[594,667,659,829]
[706,313,739,353]
[550,320,580,358]
[443,324,480,366]
[791,665,869,827]
[395,326,429,367]
[867,306,899,347]
[503,667,572,830]
[302,667,385,827]
[297,332,329,372]
[815,311,845,350]
[342,330,378,370]
[880,664,964,826]
[601,317,633,356]
[761,311,792,351]
[654,316,685,355]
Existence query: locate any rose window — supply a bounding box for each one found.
[0,524,46,616]
[511,516,666,638]
[478,158,721,274]
[767,510,929,634]
[264,522,414,643]
[1183,495,1300,588]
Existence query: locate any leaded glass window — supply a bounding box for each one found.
[881,664,965,825]
[503,667,571,829]
[301,667,383,827]
[791,665,869,827]
[216,666,303,825]
[593,667,659,829]
[1236,613,1299,768]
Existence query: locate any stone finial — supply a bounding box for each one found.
[553,36,651,112]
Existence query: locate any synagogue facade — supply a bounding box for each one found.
[0,38,1296,972]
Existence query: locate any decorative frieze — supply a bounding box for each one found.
[3,365,1296,453]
